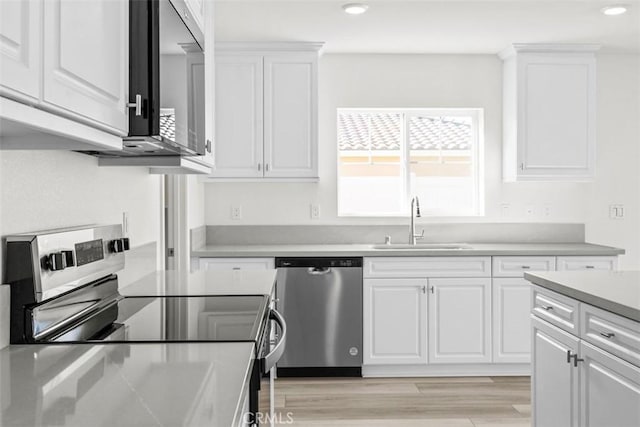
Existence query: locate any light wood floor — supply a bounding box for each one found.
[271,376,531,427]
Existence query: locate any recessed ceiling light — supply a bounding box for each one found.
[343,3,369,15]
[601,5,629,16]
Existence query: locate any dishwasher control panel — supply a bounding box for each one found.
[275,257,363,268]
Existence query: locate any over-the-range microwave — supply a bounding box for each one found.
[83,0,209,158]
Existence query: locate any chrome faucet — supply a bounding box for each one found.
[409,197,425,245]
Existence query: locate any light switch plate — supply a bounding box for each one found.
[609,204,624,219]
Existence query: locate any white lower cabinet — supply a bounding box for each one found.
[363,278,427,365]
[493,278,532,363]
[532,316,580,427]
[532,298,640,426]
[580,341,640,427]
[428,278,491,364]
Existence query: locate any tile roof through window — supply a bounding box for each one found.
[338,112,472,152]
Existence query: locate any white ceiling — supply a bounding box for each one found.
[213,1,640,54]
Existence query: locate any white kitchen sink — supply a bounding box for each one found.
[370,243,472,250]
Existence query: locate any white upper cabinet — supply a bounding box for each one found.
[210,42,322,180]
[500,44,599,182]
[184,0,204,33]
[42,0,128,135]
[0,0,41,102]
[263,54,318,178]
[0,0,127,150]
[213,55,264,177]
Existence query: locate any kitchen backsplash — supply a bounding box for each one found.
[118,242,160,288]
[200,223,585,246]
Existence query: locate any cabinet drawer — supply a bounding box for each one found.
[364,257,491,278]
[492,256,556,277]
[556,256,617,271]
[532,285,580,335]
[199,258,275,271]
[580,304,640,367]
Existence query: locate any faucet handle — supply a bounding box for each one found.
[384,235,392,245]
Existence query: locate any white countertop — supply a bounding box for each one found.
[192,242,623,258]
[0,342,255,426]
[119,269,277,297]
[525,270,640,322]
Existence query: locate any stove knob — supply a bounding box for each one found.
[45,252,65,271]
[109,239,125,253]
[61,250,75,267]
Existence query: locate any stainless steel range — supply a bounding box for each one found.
[5,225,285,426]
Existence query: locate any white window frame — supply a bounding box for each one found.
[337,107,484,217]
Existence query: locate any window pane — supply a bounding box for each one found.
[338,112,404,215]
[408,115,476,215]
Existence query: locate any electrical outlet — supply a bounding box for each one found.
[543,205,552,217]
[500,203,511,218]
[122,212,129,235]
[609,204,624,219]
[311,204,320,220]
[525,205,536,217]
[231,205,242,220]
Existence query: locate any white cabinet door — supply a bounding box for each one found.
[263,54,318,178]
[493,278,532,363]
[0,0,40,101]
[199,258,275,271]
[184,0,204,32]
[428,278,491,364]
[42,0,128,134]
[363,278,427,365]
[579,341,640,427]
[212,55,264,177]
[532,316,580,427]
[502,45,597,181]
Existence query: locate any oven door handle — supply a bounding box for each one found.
[261,309,287,373]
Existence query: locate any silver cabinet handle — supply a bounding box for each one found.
[585,265,595,269]
[421,285,426,294]
[521,265,531,269]
[572,354,584,367]
[205,139,212,153]
[430,286,434,294]
[126,94,142,116]
[541,306,554,311]
[600,332,615,338]
[265,163,270,172]
[567,350,572,364]
[262,309,287,372]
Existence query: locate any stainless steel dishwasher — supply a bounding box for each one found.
[275,257,363,377]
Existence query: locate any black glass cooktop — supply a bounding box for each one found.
[49,295,270,343]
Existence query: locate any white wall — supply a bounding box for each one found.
[0,150,163,278]
[204,53,640,268]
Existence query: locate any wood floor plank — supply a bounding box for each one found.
[274,376,531,423]
[513,404,532,416]
[276,381,420,395]
[471,418,531,427]
[415,382,530,404]
[289,418,475,426]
